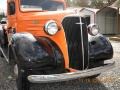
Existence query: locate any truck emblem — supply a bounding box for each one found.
[76,22,84,25]
[32,20,39,24]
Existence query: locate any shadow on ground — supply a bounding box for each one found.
[0,57,109,90]
[30,78,108,90]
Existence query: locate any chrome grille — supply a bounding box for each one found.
[62,16,89,70]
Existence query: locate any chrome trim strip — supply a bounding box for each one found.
[79,17,85,70]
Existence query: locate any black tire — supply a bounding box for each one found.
[9,45,16,65]
[0,50,4,58]
[0,29,8,58]
[0,29,4,45]
[16,65,30,90]
[0,29,4,58]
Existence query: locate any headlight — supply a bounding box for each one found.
[88,24,99,36]
[45,20,58,35]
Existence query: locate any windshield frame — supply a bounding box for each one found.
[19,0,66,12]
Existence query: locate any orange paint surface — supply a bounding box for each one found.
[7,0,75,69]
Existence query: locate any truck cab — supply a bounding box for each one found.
[0,0,115,90]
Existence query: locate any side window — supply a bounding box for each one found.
[8,1,15,15]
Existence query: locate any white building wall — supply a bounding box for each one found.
[80,9,95,24]
[97,9,117,34]
[80,8,118,34]
[97,13,106,34]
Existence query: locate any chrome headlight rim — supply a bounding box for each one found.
[88,24,99,36]
[44,20,59,36]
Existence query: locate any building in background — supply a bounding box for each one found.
[80,7,119,34]
[80,8,99,25]
[96,7,118,34]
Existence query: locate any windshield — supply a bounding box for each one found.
[20,0,65,11]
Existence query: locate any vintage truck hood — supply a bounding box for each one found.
[18,10,71,21]
[17,10,74,35]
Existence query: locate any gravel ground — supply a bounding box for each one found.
[0,41,120,90]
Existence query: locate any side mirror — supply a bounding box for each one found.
[8,1,15,15]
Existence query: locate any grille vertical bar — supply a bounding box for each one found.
[62,16,89,70]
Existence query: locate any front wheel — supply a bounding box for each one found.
[14,64,30,90]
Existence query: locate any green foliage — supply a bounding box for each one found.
[90,0,116,8]
[66,0,91,7]
[0,12,5,20]
[66,0,116,8]
[0,15,2,20]
[117,0,120,7]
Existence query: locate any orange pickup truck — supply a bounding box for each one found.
[0,0,115,90]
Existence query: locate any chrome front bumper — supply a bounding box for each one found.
[28,60,115,83]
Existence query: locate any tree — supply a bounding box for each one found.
[66,0,117,8]
[66,0,91,7]
[111,0,120,7]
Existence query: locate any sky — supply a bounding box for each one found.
[0,0,7,13]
